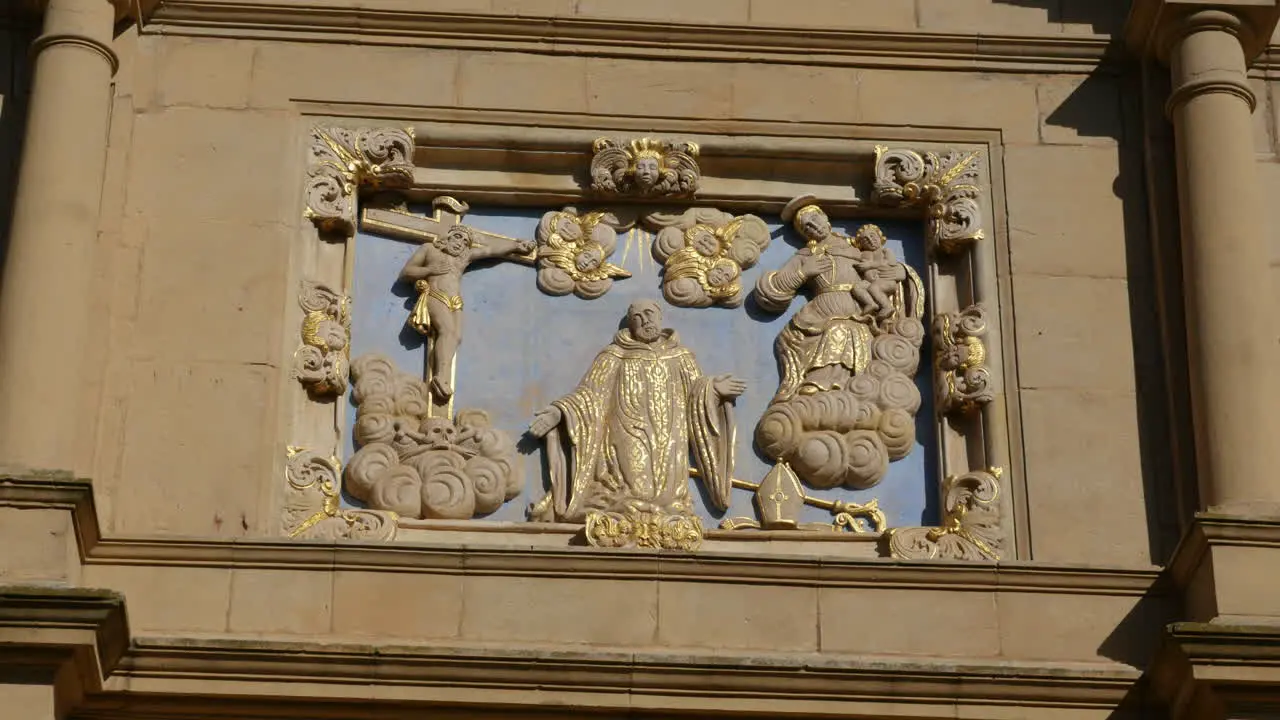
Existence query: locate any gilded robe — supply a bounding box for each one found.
[539,328,735,522]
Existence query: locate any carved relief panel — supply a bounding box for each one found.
[284,126,1016,560]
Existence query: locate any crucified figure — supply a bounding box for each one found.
[399,224,534,401]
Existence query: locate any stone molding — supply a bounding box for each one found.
[0,585,130,714]
[141,2,1121,74]
[1147,622,1280,719]
[0,470,1165,593]
[98,636,1143,717]
[1126,0,1280,62]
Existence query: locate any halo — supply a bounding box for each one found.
[780,194,820,223]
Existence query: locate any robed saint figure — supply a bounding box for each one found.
[528,300,746,523]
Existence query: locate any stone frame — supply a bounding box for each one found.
[279,107,1027,561]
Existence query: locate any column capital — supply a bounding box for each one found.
[1126,0,1280,63]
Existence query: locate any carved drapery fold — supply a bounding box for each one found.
[282,447,397,541]
[886,467,1003,561]
[294,281,350,398]
[872,146,985,255]
[934,304,994,416]
[305,126,416,236]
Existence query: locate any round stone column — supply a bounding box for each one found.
[1164,9,1280,513]
[0,0,117,471]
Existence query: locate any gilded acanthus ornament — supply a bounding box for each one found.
[294,281,350,398]
[644,208,771,308]
[934,304,994,416]
[586,508,705,551]
[305,126,415,236]
[527,301,745,549]
[344,354,522,520]
[754,198,927,492]
[872,146,985,255]
[886,468,1003,561]
[534,208,631,299]
[590,137,700,197]
[282,447,397,541]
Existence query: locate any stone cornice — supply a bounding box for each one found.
[93,636,1143,716]
[139,2,1120,74]
[1165,512,1280,588]
[0,586,130,714]
[0,472,1166,594]
[1148,622,1280,719]
[1126,0,1280,62]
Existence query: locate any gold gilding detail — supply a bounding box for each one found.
[719,464,888,534]
[590,137,701,197]
[872,146,986,255]
[886,467,1003,562]
[539,210,632,284]
[933,304,994,416]
[294,282,351,397]
[282,447,397,541]
[585,508,704,551]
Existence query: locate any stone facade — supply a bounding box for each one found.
[1,1,1280,719]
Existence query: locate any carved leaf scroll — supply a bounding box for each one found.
[305,126,416,236]
[282,448,397,541]
[294,281,350,398]
[872,146,985,256]
[934,304,994,416]
[886,468,1003,561]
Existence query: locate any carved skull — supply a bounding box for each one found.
[420,417,458,449]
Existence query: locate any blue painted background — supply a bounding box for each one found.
[346,205,939,528]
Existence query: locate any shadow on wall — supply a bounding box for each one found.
[1036,48,1191,565]
[990,0,1132,34]
[0,22,36,271]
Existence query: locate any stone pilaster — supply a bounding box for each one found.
[1128,0,1280,516]
[0,0,119,473]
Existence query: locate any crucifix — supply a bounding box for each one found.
[361,196,535,417]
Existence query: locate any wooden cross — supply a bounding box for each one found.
[360,196,536,417]
[361,196,535,259]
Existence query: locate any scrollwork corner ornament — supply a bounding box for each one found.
[886,467,1003,561]
[305,126,416,236]
[934,304,994,416]
[283,447,397,542]
[872,146,985,255]
[294,281,350,398]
